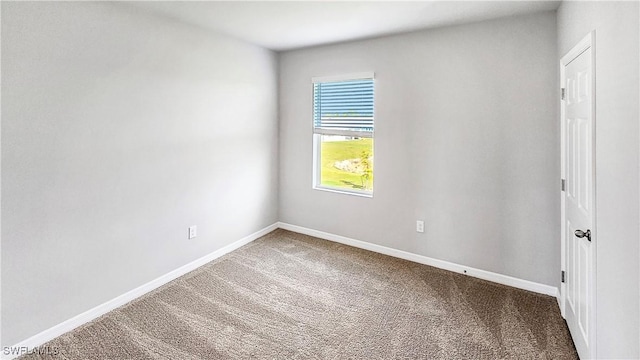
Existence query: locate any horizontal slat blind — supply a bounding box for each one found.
[314,78,374,134]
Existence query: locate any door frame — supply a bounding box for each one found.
[559,30,597,359]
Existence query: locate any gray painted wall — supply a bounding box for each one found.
[1,2,278,345]
[4,2,637,355]
[279,12,559,286]
[557,2,640,358]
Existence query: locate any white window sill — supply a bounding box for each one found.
[313,186,373,198]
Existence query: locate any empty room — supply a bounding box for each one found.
[1,1,639,359]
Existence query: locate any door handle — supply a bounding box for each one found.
[574,229,591,242]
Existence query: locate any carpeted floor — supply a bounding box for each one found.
[22,229,578,359]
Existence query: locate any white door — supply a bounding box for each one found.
[561,32,596,359]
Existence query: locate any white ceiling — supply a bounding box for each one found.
[131,1,560,51]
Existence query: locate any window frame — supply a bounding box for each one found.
[311,72,375,197]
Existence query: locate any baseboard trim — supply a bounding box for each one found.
[277,222,559,298]
[3,223,279,360]
[5,221,559,359]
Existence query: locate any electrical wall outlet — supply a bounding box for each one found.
[188,226,197,239]
[416,220,424,233]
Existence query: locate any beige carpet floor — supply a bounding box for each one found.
[22,229,577,359]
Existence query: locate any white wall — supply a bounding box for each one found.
[1,2,278,346]
[279,12,558,286]
[557,2,640,358]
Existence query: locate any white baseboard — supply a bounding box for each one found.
[3,223,279,360]
[277,222,559,298]
[5,221,560,359]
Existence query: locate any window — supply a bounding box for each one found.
[312,73,375,196]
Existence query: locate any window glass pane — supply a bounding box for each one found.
[319,135,373,192]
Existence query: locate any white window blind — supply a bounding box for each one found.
[313,77,374,137]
